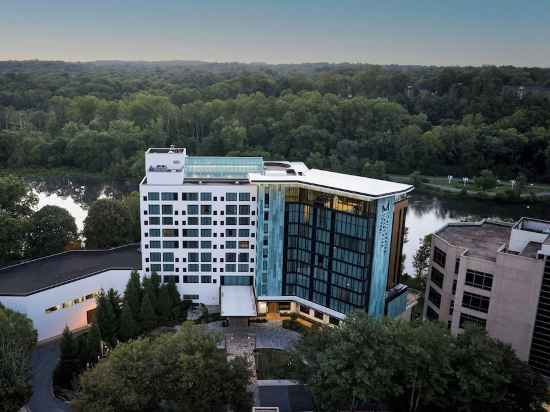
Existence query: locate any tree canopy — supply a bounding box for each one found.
[26,205,78,257]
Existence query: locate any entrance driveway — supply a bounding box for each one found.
[28,341,72,412]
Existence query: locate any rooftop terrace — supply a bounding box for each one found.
[0,245,141,296]
[436,221,512,261]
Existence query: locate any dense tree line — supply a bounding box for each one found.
[0,61,550,181]
[293,313,550,412]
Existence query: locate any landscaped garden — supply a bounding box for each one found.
[254,348,298,380]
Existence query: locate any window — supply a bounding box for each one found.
[148,204,160,215]
[200,241,211,248]
[238,264,249,272]
[431,267,444,288]
[161,192,178,201]
[239,240,249,249]
[226,229,237,237]
[182,193,198,201]
[465,270,493,291]
[238,252,249,262]
[188,253,199,262]
[182,241,199,248]
[163,241,179,248]
[187,217,199,225]
[428,287,442,308]
[225,264,236,272]
[183,294,199,300]
[226,253,237,262]
[162,216,173,225]
[201,264,212,272]
[239,205,250,215]
[188,264,199,272]
[162,205,173,215]
[226,192,237,201]
[459,313,487,329]
[201,275,212,283]
[163,252,174,262]
[183,276,199,283]
[151,263,161,272]
[433,247,446,268]
[149,217,160,225]
[201,205,212,215]
[163,275,179,283]
[264,193,270,206]
[226,205,237,215]
[299,305,310,315]
[314,310,324,320]
[150,252,161,262]
[187,205,199,215]
[163,264,174,271]
[201,252,211,262]
[221,275,252,285]
[182,229,199,237]
[149,229,161,237]
[264,211,269,220]
[462,292,490,313]
[162,228,178,237]
[454,258,460,274]
[452,279,457,295]
[201,217,212,225]
[148,192,160,201]
[150,240,161,248]
[426,305,439,320]
[238,228,250,237]
[225,241,237,249]
[200,192,212,201]
[238,192,250,201]
[239,217,250,225]
[201,229,212,237]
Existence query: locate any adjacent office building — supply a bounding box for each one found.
[424,218,550,377]
[140,148,413,325]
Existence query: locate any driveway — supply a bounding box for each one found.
[28,341,72,412]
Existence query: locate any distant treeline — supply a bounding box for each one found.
[0,61,549,181]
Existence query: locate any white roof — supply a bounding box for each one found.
[220,286,257,317]
[249,168,413,200]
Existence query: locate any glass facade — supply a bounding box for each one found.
[184,156,264,179]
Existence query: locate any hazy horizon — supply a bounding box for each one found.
[2,0,550,67]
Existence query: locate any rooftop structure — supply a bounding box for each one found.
[0,245,141,296]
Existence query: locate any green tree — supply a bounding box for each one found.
[157,284,173,324]
[412,234,432,294]
[95,291,118,347]
[123,270,143,322]
[26,205,78,257]
[84,323,102,366]
[476,169,498,191]
[362,160,387,179]
[121,192,141,242]
[106,288,122,321]
[83,199,132,248]
[140,293,158,332]
[53,326,80,390]
[0,212,27,264]
[0,303,37,412]
[166,280,183,321]
[75,324,252,412]
[0,174,37,216]
[118,304,140,342]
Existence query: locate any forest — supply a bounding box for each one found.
[1,60,550,181]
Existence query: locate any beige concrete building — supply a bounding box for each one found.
[424,218,550,378]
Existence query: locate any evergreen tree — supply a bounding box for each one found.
[95,291,118,347]
[142,276,160,315]
[118,304,140,341]
[166,280,183,321]
[85,323,102,366]
[140,293,157,332]
[157,284,172,324]
[107,288,122,321]
[53,326,80,390]
[124,270,142,322]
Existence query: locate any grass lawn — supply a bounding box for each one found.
[254,348,299,380]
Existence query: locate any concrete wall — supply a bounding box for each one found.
[0,269,133,341]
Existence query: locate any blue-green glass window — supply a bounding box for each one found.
[149,217,160,225]
[226,229,237,237]
[201,264,211,272]
[163,264,174,271]
[161,192,178,201]
[226,192,237,201]
[225,241,237,249]
[222,275,252,285]
[149,229,161,237]
[187,205,198,215]
[226,217,237,225]
[149,204,160,215]
[240,217,250,225]
[200,241,211,248]
[225,264,236,272]
[226,205,237,215]
[182,193,198,201]
[225,253,236,262]
[150,240,161,248]
[163,252,174,262]
[238,264,249,272]
[238,252,249,262]
[161,205,173,215]
[162,241,178,248]
[183,229,199,237]
[182,241,199,248]
[187,264,199,272]
[201,217,212,225]
[200,205,212,215]
[162,216,173,225]
[239,193,250,201]
[201,229,212,237]
[201,253,211,262]
[183,275,199,283]
[239,205,250,215]
[200,192,212,201]
[151,263,161,272]
[150,252,161,262]
[187,217,198,225]
[201,275,212,283]
[148,192,160,201]
[238,229,250,237]
[188,253,199,262]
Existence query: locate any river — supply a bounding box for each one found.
[28,176,550,276]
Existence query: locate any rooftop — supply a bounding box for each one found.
[0,245,141,296]
[436,221,512,261]
[185,156,264,180]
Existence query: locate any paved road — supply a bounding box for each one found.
[28,341,72,412]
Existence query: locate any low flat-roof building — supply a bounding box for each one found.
[424,218,550,378]
[0,245,140,341]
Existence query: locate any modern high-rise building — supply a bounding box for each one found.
[140,148,413,324]
[424,218,550,377]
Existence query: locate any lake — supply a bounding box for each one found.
[28,176,550,275]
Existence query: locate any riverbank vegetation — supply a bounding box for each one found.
[1,61,550,184]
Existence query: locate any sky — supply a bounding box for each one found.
[1,0,550,67]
